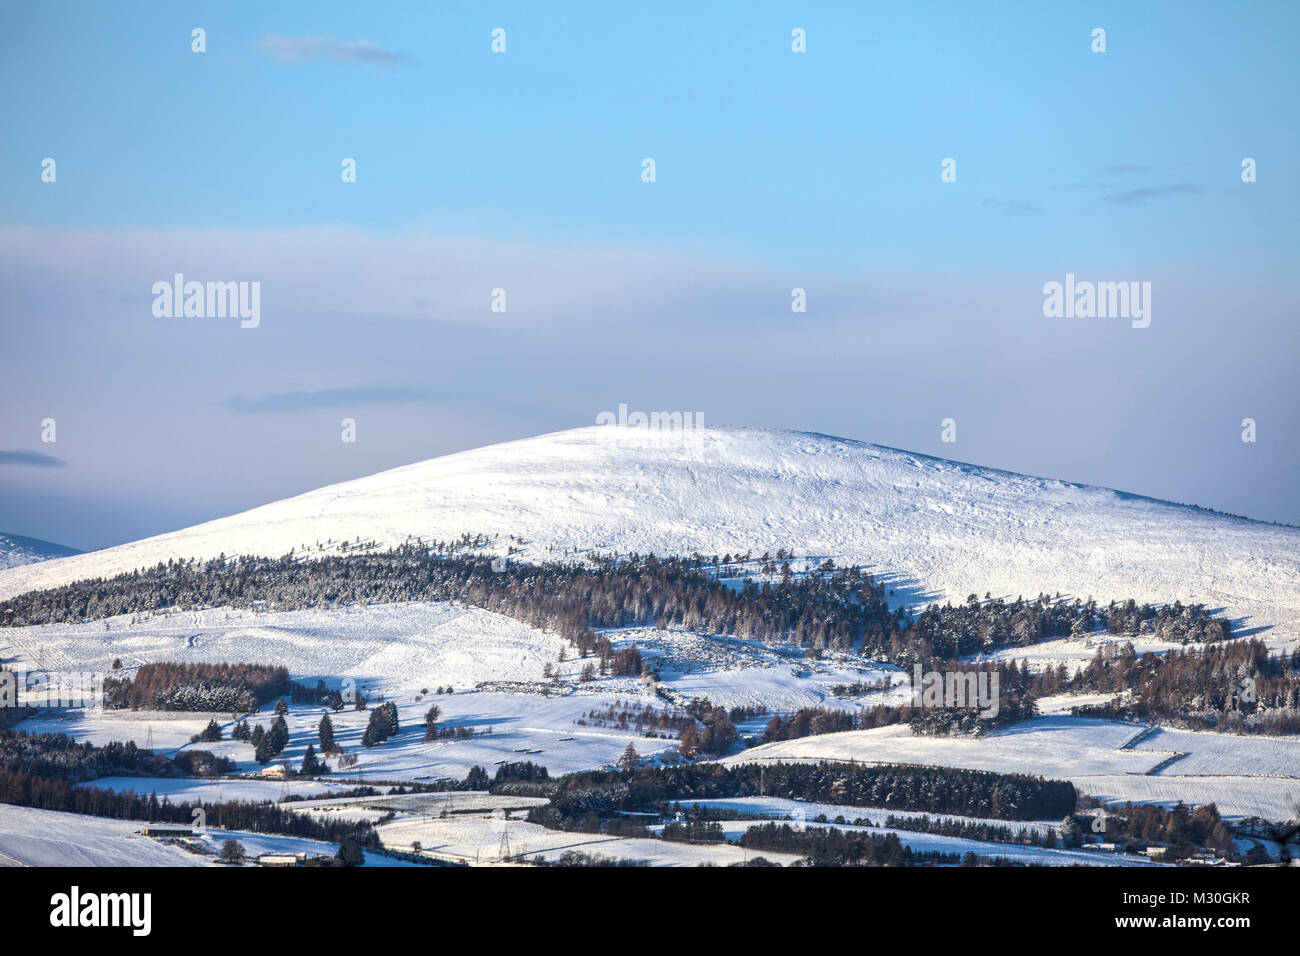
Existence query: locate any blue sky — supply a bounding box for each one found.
[1,1,1297,548]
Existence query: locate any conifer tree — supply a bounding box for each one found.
[336,836,364,867]
[300,743,322,776]
[619,742,640,772]
[266,714,289,757]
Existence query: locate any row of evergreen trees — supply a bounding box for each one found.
[102,662,289,712]
[529,761,1076,826]
[232,703,291,763]
[1069,639,1300,734]
[760,659,1040,743]
[738,822,960,866]
[362,702,399,746]
[0,546,1232,665]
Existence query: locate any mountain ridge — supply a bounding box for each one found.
[0,531,82,571]
[1,425,1296,635]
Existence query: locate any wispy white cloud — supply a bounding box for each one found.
[257,35,404,68]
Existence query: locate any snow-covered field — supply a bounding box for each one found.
[3,601,569,690]
[373,810,803,867]
[725,716,1160,777]
[2,601,685,775]
[80,776,373,804]
[723,717,1300,820]
[2,585,1295,836]
[0,803,416,867]
[1,426,1297,864]
[1034,692,1123,714]
[2,426,1296,638]
[702,820,1161,868]
[0,600,905,779]
[1074,775,1300,821]
[676,796,1063,837]
[365,792,1158,868]
[1130,727,1300,778]
[3,600,696,778]
[20,685,681,782]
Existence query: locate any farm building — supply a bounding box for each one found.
[141,826,193,838]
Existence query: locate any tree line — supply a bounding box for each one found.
[1068,639,1300,734]
[103,662,289,712]
[760,659,1040,743]
[526,761,1076,829]
[738,822,962,866]
[0,546,1231,666]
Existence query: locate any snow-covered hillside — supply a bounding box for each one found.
[721,718,1300,820]
[0,804,419,867]
[0,532,79,571]
[1,426,1296,635]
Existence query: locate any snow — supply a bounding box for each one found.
[725,716,1160,777]
[703,820,1161,867]
[723,716,1300,820]
[0,531,79,571]
[9,685,683,782]
[3,592,1294,829]
[0,601,894,779]
[259,690,680,780]
[2,425,1297,860]
[0,598,690,779]
[5,600,692,775]
[665,661,908,713]
[1130,727,1300,778]
[978,635,1215,674]
[676,795,1063,837]
[1074,776,1300,821]
[81,776,372,804]
[2,426,1295,640]
[18,709,226,753]
[624,624,910,712]
[1034,692,1123,714]
[2,601,569,690]
[0,803,415,867]
[373,812,804,867]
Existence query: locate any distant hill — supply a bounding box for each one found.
[0,425,1296,634]
[0,532,81,570]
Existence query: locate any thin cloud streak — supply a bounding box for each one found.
[227,386,438,415]
[1104,183,1202,206]
[257,36,405,68]
[0,450,67,467]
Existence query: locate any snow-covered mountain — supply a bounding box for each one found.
[1,426,1296,635]
[0,532,80,571]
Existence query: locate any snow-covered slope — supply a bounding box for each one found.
[0,532,80,570]
[1,426,1296,634]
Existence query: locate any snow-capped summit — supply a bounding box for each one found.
[0,425,1296,634]
[0,532,80,571]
